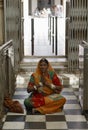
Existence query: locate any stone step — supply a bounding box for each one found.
[59,73,79,86]
[19,56,68,72]
[20,56,67,65]
[20,62,67,66]
[19,65,67,72]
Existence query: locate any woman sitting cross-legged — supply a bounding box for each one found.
[24,58,66,114]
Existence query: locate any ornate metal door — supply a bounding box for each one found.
[68,0,88,72]
[4,0,22,72]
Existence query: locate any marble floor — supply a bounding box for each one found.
[1,71,88,130]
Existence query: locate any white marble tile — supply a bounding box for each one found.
[46,122,67,129]
[62,88,73,92]
[65,115,86,122]
[69,129,88,130]
[24,129,46,130]
[65,95,77,100]
[2,122,25,129]
[14,91,28,95]
[26,115,46,122]
[2,115,6,122]
[64,104,81,109]
[16,75,25,84]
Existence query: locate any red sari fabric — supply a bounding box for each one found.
[32,91,45,108]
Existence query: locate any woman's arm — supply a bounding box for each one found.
[40,72,63,93]
[52,73,63,93]
[27,74,36,93]
[27,74,42,93]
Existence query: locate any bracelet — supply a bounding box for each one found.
[39,82,43,87]
[50,84,56,89]
[34,85,37,90]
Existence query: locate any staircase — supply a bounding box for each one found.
[19,56,79,87]
[19,56,68,73]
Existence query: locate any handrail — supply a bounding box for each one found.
[0,40,15,122]
[0,40,13,53]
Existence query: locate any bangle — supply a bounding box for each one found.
[50,84,56,89]
[34,86,37,90]
[39,82,43,87]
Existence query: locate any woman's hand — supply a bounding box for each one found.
[54,86,62,93]
[44,81,51,88]
[41,75,51,88]
[27,86,34,93]
[36,82,43,88]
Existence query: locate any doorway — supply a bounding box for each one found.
[23,0,67,57]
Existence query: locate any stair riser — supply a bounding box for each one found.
[19,67,68,73]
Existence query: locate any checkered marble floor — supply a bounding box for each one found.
[1,72,88,130]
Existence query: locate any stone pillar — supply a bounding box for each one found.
[0,0,4,45]
[0,1,4,127]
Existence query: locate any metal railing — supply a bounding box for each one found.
[0,40,16,124]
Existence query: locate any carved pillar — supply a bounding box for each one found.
[0,0,4,45]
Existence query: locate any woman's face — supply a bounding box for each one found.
[39,61,48,73]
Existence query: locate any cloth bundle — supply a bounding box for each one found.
[4,96,24,113]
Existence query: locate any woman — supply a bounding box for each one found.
[24,58,66,114]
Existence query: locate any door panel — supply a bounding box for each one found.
[4,0,21,72]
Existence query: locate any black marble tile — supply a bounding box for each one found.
[65,99,79,104]
[15,88,26,91]
[67,122,88,129]
[0,122,4,129]
[2,129,24,130]
[24,122,46,129]
[63,85,72,88]
[12,95,27,99]
[61,92,74,95]
[83,110,88,121]
[5,115,25,122]
[46,115,66,121]
[64,109,82,115]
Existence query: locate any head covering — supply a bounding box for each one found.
[36,58,54,74]
[33,58,55,86]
